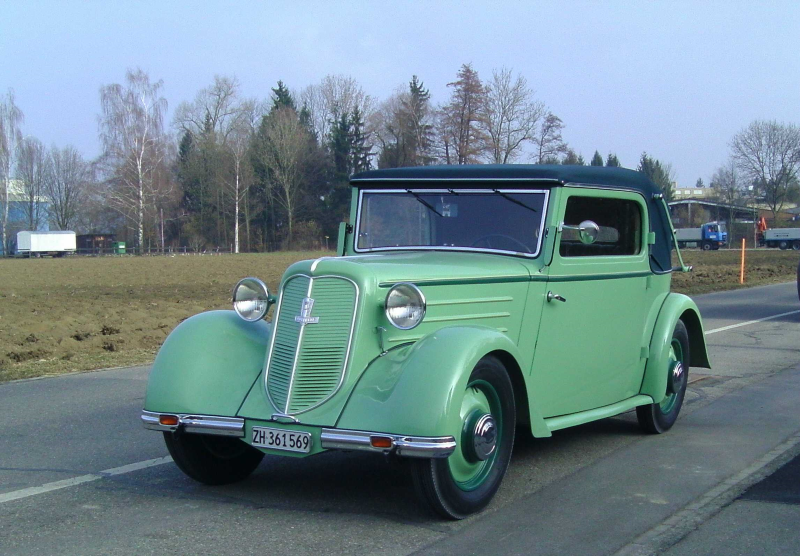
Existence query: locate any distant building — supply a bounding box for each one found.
[672,187,713,200]
[1,179,50,255]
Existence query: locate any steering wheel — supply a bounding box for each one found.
[470,234,532,253]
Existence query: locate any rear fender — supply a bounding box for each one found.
[336,326,549,438]
[144,310,271,416]
[641,294,710,403]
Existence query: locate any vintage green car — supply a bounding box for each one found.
[142,165,710,519]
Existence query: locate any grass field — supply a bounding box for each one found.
[1,248,798,382]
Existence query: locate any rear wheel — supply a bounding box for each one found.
[792,241,800,251]
[637,320,689,434]
[410,355,515,519]
[164,431,264,485]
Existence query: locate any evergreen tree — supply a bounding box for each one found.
[695,177,705,188]
[590,151,604,166]
[638,152,674,201]
[561,149,585,165]
[606,153,621,167]
[329,112,351,175]
[270,80,296,113]
[349,106,372,173]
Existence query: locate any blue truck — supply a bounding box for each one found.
[674,222,727,250]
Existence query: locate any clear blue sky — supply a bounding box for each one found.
[2,0,799,186]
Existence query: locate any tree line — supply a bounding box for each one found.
[3,65,799,255]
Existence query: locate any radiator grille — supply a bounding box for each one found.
[265,275,357,414]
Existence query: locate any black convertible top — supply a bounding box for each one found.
[351,165,674,273]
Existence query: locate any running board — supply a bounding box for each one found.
[544,395,654,433]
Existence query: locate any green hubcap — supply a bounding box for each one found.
[449,379,502,491]
[660,338,685,413]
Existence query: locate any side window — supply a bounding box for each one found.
[560,196,642,257]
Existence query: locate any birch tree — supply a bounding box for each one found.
[98,68,168,251]
[15,136,48,230]
[1,89,24,255]
[482,67,544,164]
[226,100,261,253]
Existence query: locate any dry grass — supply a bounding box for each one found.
[0,248,797,382]
[0,252,327,382]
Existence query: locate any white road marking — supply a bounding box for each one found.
[0,456,172,505]
[704,309,800,335]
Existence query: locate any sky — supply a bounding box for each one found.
[2,0,799,186]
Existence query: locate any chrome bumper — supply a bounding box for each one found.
[320,428,456,458]
[142,411,456,458]
[141,411,245,437]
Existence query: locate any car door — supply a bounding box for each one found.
[531,188,651,418]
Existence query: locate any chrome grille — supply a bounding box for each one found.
[265,275,357,414]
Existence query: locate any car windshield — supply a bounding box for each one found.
[355,189,548,256]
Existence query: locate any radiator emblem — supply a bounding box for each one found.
[294,297,320,324]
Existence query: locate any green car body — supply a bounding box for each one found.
[142,165,710,518]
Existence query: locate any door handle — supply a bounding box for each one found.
[547,291,566,303]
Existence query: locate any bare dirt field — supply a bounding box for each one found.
[1,248,798,382]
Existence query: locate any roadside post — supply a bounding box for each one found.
[740,238,746,284]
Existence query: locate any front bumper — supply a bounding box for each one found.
[141,410,456,459]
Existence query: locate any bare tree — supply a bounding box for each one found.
[482,67,545,164]
[710,159,744,243]
[46,145,89,230]
[439,64,487,164]
[98,68,169,250]
[15,137,49,230]
[731,120,800,223]
[1,89,24,254]
[173,75,241,141]
[260,107,312,246]
[300,75,374,143]
[533,112,568,163]
[225,99,261,253]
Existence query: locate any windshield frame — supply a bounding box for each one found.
[354,188,551,258]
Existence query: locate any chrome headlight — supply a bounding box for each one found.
[385,282,426,330]
[232,277,271,322]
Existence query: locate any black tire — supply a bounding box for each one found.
[792,241,800,251]
[701,241,712,251]
[637,320,690,434]
[410,355,515,519]
[164,431,264,485]
[779,241,788,250]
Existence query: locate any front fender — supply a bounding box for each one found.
[336,326,542,438]
[641,293,711,403]
[144,310,271,416]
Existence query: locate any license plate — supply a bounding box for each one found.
[252,426,311,453]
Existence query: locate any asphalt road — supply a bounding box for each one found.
[1,282,799,555]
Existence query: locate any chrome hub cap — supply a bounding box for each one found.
[472,413,497,461]
[667,361,685,395]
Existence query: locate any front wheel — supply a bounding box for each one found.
[701,241,712,251]
[637,320,690,434]
[164,431,264,485]
[410,355,515,519]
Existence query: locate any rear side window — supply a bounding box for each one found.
[560,196,642,257]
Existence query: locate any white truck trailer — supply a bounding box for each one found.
[763,228,800,250]
[16,231,77,257]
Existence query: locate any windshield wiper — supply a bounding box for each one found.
[406,189,443,217]
[492,189,538,213]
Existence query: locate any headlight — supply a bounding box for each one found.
[385,283,426,330]
[232,277,271,322]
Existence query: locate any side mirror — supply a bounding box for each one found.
[559,220,600,245]
[336,222,348,255]
[577,220,600,245]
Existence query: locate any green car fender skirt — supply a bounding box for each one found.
[641,294,710,403]
[335,326,544,439]
[144,310,271,416]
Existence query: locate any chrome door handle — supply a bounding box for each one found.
[547,291,566,303]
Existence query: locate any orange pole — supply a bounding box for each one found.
[739,238,746,284]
